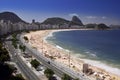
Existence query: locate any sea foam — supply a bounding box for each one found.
[47,31,54,38]
[56,45,63,50]
[44,31,55,43]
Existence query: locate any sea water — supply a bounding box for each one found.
[46,30,120,75]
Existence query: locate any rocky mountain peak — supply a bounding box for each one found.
[69,16,83,26]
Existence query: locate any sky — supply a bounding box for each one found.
[0,0,120,25]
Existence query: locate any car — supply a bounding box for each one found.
[49,76,57,80]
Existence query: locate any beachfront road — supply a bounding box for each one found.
[5,41,40,80]
[19,33,91,80]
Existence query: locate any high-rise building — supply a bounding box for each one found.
[32,19,35,23]
[83,63,89,73]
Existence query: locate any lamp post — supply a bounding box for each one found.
[42,39,43,53]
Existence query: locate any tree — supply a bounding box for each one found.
[11,33,19,49]
[0,42,2,49]
[19,45,23,50]
[0,63,14,80]
[0,41,25,80]
[12,42,18,49]
[23,36,28,40]
[0,53,10,62]
[10,74,25,80]
[12,33,17,38]
[23,36,28,41]
[30,59,40,69]
[61,74,72,80]
[22,46,26,53]
[44,68,54,79]
[0,47,10,62]
[19,45,26,53]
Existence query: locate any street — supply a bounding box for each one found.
[5,41,40,80]
[20,34,91,80]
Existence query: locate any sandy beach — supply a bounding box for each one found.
[24,29,120,80]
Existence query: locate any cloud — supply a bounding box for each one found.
[86,16,107,20]
[69,13,79,17]
[102,16,107,19]
[86,16,97,19]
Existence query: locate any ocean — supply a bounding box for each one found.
[46,30,120,75]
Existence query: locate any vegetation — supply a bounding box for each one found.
[23,36,28,42]
[12,33,18,49]
[0,63,14,80]
[44,68,55,79]
[61,74,72,80]
[30,59,40,69]
[0,43,10,62]
[12,33,17,38]
[0,41,25,80]
[22,46,26,52]
[0,52,10,62]
[19,45,23,50]
[0,42,10,62]
[10,74,25,80]
[0,63,25,80]
[19,45,26,53]
[12,42,18,49]
[42,17,70,25]
[97,23,109,30]
[23,36,28,40]
[74,78,79,80]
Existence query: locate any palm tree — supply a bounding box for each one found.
[61,74,72,80]
[44,68,54,79]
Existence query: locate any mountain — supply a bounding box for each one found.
[85,23,109,29]
[85,24,97,28]
[97,23,110,30]
[69,16,83,26]
[0,12,26,23]
[41,17,70,25]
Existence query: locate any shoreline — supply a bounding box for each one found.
[45,29,120,75]
[24,29,120,80]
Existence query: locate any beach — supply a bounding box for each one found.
[24,29,120,80]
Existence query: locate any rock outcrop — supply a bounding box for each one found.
[69,16,83,26]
